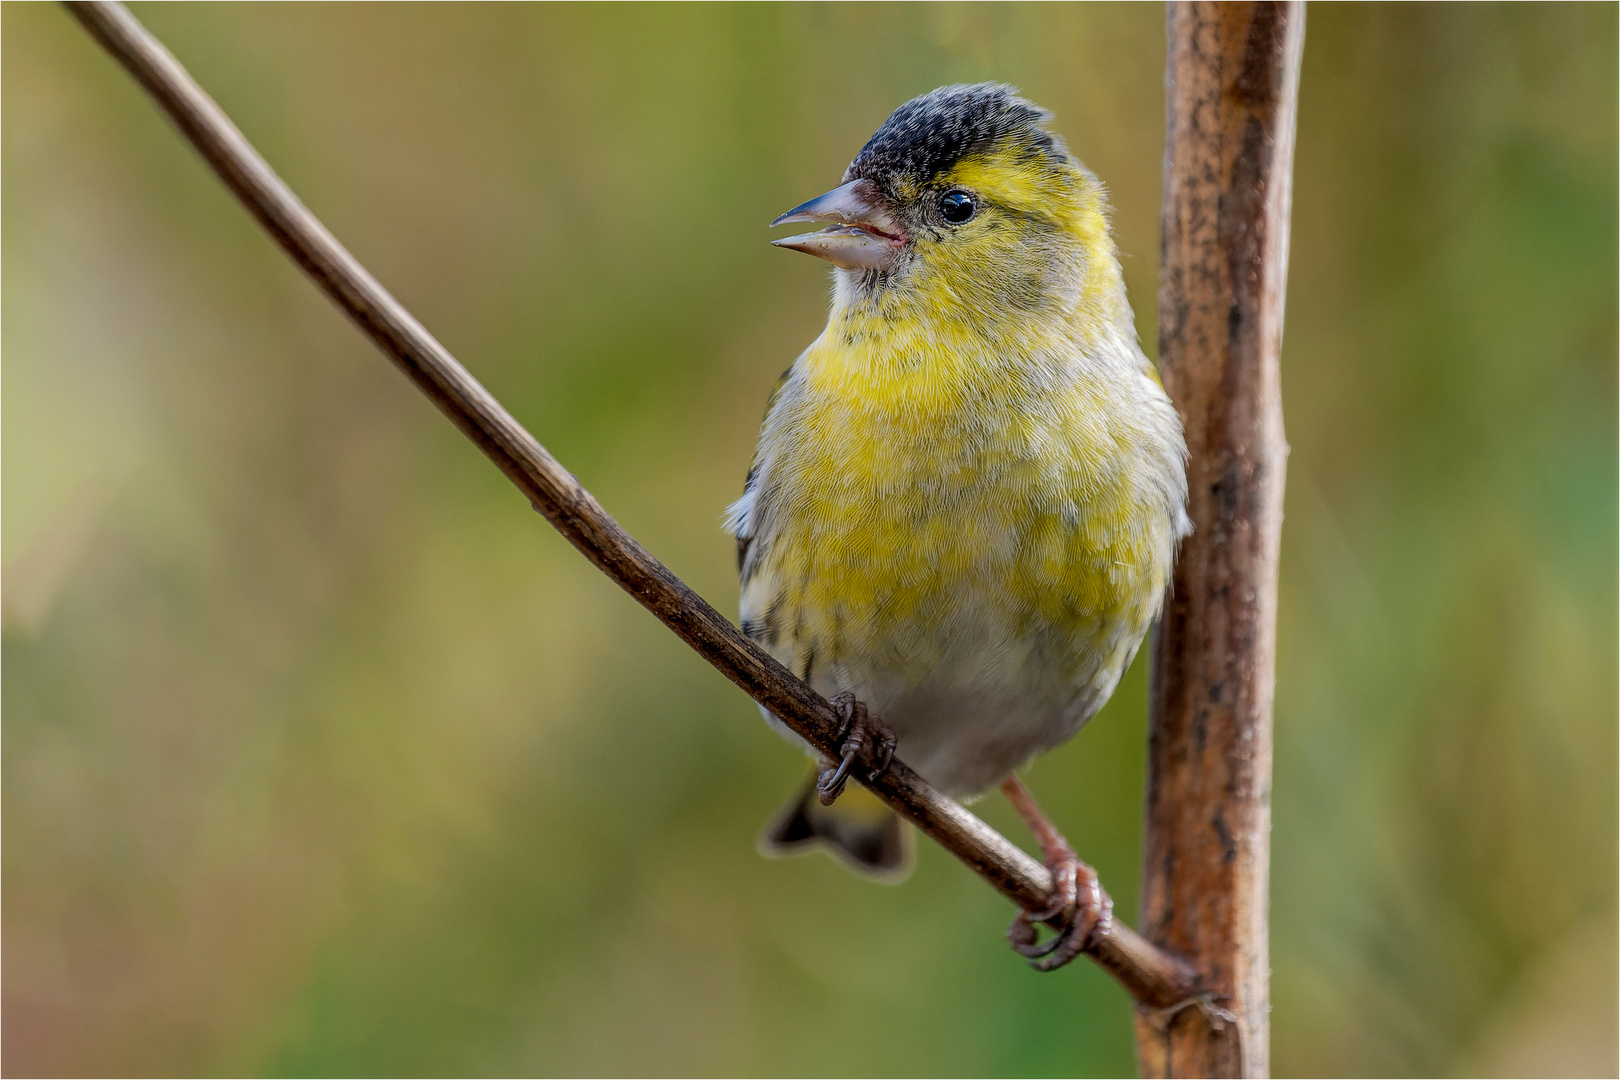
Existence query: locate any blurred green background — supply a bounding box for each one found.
[4,3,1615,1076]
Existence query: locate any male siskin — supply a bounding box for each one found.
[728,84,1189,969]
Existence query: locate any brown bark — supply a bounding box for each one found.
[1138,3,1302,1077]
[61,0,1201,1011]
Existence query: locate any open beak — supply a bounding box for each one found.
[770,178,906,271]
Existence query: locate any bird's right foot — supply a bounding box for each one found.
[1006,842,1113,971]
[816,693,897,805]
[1001,774,1114,972]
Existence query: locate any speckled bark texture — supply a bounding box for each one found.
[1139,3,1302,1077]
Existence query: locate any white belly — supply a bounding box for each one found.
[758,585,1138,799]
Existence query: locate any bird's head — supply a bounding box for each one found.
[772,84,1118,329]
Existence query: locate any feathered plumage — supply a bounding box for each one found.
[733,84,1188,876]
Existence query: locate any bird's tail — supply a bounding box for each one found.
[759,772,912,882]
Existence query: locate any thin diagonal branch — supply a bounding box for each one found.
[63,0,1198,1008]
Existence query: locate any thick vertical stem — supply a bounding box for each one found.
[1138,3,1301,1077]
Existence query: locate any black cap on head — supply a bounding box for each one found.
[844,83,1065,195]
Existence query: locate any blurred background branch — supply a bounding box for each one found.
[62,0,1198,1011]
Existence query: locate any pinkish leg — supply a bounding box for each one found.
[1002,775,1114,972]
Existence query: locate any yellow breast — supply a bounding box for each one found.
[738,301,1181,689]
[732,89,1189,796]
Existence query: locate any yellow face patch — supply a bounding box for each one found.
[942,146,1076,227]
[882,142,1120,337]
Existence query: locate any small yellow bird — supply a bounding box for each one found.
[728,84,1188,969]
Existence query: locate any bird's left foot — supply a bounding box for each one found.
[1002,776,1114,972]
[816,693,897,805]
[1006,841,1113,971]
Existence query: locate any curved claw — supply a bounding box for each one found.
[1009,912,1069,959]
[1005,854,1113,972]
[1007,911,1040,951]
[816,751,857,805]
[1024,915,1097,972]
[817,694,896,803]
[867,725,897,781]
[1008,895,1114,971]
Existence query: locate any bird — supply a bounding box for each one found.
[726,83,1189,970]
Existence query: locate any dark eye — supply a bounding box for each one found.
[938,190,977,224]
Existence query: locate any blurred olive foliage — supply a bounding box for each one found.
[4,4,1615,1076]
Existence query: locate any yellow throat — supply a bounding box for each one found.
[733,83,1189,801]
